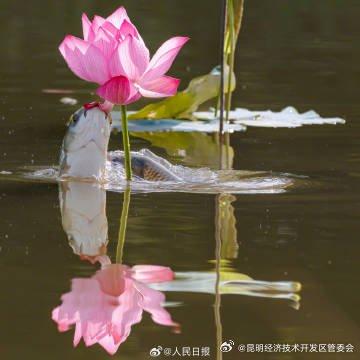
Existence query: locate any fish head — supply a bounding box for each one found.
[60,103,112,181]
[64,103,112,153]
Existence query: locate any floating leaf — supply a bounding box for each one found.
[194,106,346,128]
[129,65,236,120]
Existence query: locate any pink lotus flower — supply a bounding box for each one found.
[59,7,189,104]
[52,264,179,355]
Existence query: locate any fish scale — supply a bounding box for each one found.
[143,166,169,181]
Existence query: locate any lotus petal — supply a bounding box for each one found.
[106,6,129,28]
[81,13,93,41]
[132,265,174,283]
[139,76,180,98]
[97,76,140,105]
[142,36,189,82]
[110,35,149,81]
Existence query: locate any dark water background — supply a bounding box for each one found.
[0,0,359,359]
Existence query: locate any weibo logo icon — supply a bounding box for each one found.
[220,340,235,353]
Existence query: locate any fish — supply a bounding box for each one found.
[59,104,182,182]
[109,151,182,182]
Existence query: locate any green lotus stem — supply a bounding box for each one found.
[225,0,235,123]
[120,105,132,181]
[116,186,131,264]
[226,0,244,47]
[222,0,245,123]
[224,132,231,169]
[233,0,245,42]
[218,0,227,143]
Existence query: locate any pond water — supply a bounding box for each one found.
[0,0,360,359]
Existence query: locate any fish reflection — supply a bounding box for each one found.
[57,182,179,354]
[52,262,179,355]
[59,182,108,261]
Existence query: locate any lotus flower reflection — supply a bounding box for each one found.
[52,264,179,355]
[59,6,189,105]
